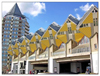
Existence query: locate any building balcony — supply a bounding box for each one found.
[28,55,35,61]
[38,51,48,59]
[36,48,48,61]
[25,25,29,29]
[25,29,29,32]
[25,28,29,31]
[67,43,90,57]
[28,52,35,61]
[72,46,90,54]
[52,50,65,56]
[52,47,65,59]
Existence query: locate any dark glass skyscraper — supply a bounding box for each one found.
[2,3,29,73]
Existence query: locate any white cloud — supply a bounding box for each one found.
[39,27,45,32]
[2,2,46,17]
[30,32,34,35]
[80,3,93,12]
[74,8,78,11]
[76,14,81,20]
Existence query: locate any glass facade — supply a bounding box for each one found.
[79,36,89,45]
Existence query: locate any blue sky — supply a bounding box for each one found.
[2,2,98,33]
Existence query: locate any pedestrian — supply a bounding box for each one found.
[85,69,90,74]
[35,70,37,74]
[29,70,32,74]
[32,69,35,74]
[11,70,13,74]
[77,67,80,74]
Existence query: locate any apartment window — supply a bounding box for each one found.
[16,28,18,31]
[4,35,6,37]
[76,30,80,33]
[15,25,19,27]
[3,39,6,41]
[58,32,60,35]
[82,24,88,27]
[69,49,71,53]
[22,23,25,26]
[93,19,95,26]
[66,20,71,23]
[8,28,10,30]
[50,34,53,39]
[94,44,97,49]
[58,32,64,35]
[16,32,18,34]
[9,17,12,20]
[96,18,98,26]
[68,27,72,34]
[13,24,15,27]
[80,24,83,28]
[6,17,8,19]
[4,28,7,30]
[61,32,64,35]
[12,32,14,34]
[48,28,52,30]
[30,42,35,44]
[4,31,7,33]
[36,39,39,43]
[12,35,14,38]
[7,35,9,38]
[42,37,47,40]
[84,24,85,27]
[5,24,7,26]
[13,21,19,24]
[20,45,24,47]
[22,26,25,29]
[12,28,15,31]
[8,24,10,27]
[86,24,88,26]
[15,36,18,38]
[93,18,98,26]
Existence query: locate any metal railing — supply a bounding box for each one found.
[72,46,90,54]
[38,53,48,58]
[52,51,65,56]
[28,56,35,60]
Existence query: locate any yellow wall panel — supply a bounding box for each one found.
[41,43,47,50]
[83,13,93,24]
[43,30,50,37]
[27,39,30,43]
[22,39,26,45]
[38,35,41,40]
[71,22,76,31]
[75,33,84,42]
[20,47,27,54]
[79,27,91,38]
[8,46,12,50]
[29,44,37,51]
[8,51,13,55]
[31,35,36,42]
[55,39,62,47]
[41,40,50,47]
[13,49,19,56]
[19,42,21,46]
[57,34,67,43]
[59,23,68,32]
[30,47,35,52]
[14,43,18,48]
[52,29,56,36]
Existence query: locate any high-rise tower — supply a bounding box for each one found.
[2,3,29,73]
